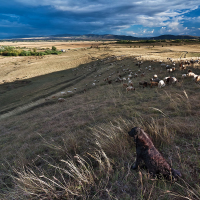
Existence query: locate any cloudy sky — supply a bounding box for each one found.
[0,0,200,38]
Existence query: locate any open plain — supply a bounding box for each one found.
[0,40,200,199]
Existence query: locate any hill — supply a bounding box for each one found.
[1,34,200,41]
[0,41,200,199]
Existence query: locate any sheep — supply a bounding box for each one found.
[193,74,198,81]
[150,81,158,87]
[67,91,73,94]
[129,82,134,87]
[166,65,171,69]
[167,67,175,73]
[123,83,128,88]
[195,75,200,83]
[158,80,165,88]
[179,63,186,70]
[61,92,66,95]
[153,74,158,79]
[163,76,170,83]
[170,77,178,84]
[134,73,138,78]
[115,77,122,83]
[58,98,66,102]
[165,77,178,84]
[150,78,160,83]
[128,74,133,78]
[126,86,135,92]
[181,74,187,78]
[167,68,173,73]
[187,72,196,77]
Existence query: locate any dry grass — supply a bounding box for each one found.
[0,41,200,199]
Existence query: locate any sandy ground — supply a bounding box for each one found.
[0,41,104,50]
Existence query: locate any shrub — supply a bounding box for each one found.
[38,52,47,56]
[52,46,57,51]
[0,45,62,57]
[19,51,31,56]
[30,51,37,56]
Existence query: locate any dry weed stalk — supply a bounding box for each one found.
[163,178,200,200]
[9,141,114,199]
[163,90,191,113]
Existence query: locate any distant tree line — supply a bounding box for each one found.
[0,46,61,56]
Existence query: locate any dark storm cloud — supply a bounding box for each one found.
[0,0,200,38]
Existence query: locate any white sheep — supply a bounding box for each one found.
[158,80,165,88]
[128,74,133,78]
[195,75,200,83]
[187,72,196,77]
[67,91,73,94]
[163,76,170,83]
[171,77,178,84]
[58,98,66,102]
[182,74,187,78]
[193,74,198,81]
[167,68,173,73]
[126,86,135,92]
[153,74,158,79]
[134,73,138,77]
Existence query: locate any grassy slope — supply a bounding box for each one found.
[0,43,200,199]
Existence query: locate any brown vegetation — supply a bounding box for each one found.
[0,40,200,199]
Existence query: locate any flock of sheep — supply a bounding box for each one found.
[56,56,199,102]
[105,58,199,93]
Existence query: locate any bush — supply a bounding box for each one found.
[44,50,52,54]
[52,46,57,51]
[19,51,31,56]
[30,51,37,56]
[33,48,37,53]
[0,45,62,57]
[11,52,18,56]
[37,52,47,56]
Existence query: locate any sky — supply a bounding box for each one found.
[0,0,200,39]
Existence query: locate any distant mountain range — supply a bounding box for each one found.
[1,34,200,41]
